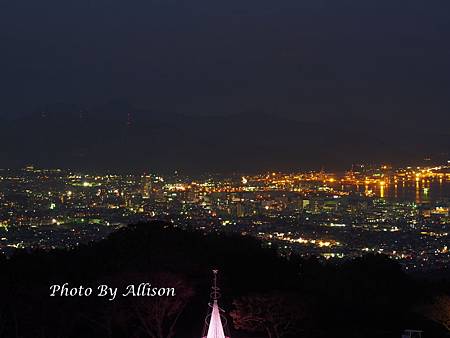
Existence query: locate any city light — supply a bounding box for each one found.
[0,163,448,270]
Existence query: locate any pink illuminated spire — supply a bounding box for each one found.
[202,270,229,338]
[206,299,226,338]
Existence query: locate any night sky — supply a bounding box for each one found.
[1,0,449,171]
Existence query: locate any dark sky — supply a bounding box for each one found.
[1,0,450,123]
[0,0,449,172]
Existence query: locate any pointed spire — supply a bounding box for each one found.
[206,299,226,338]
[203,270,229,338]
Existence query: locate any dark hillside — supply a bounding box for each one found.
[0,222,448,338]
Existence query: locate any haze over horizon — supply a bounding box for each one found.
[0,110,448,173]
[1,0,449,172]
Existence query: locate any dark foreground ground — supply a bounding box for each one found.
[0,221,449,338]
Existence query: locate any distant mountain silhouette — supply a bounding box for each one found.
[0,110,448,172]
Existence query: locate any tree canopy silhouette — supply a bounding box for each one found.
[0,221,448,338]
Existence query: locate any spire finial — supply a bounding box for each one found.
[211,269,220,301]
[203,270,228,338]
[213,269,218,287]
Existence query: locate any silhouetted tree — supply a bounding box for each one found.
[131,272,194,338]
[0,222,447,337]
[425,294,450,332]
[0,309,5,338]
[230,293,304,338]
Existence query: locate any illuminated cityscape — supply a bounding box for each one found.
[2,0,450,336]
[1,162,448,271]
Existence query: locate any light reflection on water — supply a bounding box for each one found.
[333,179,449,203]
